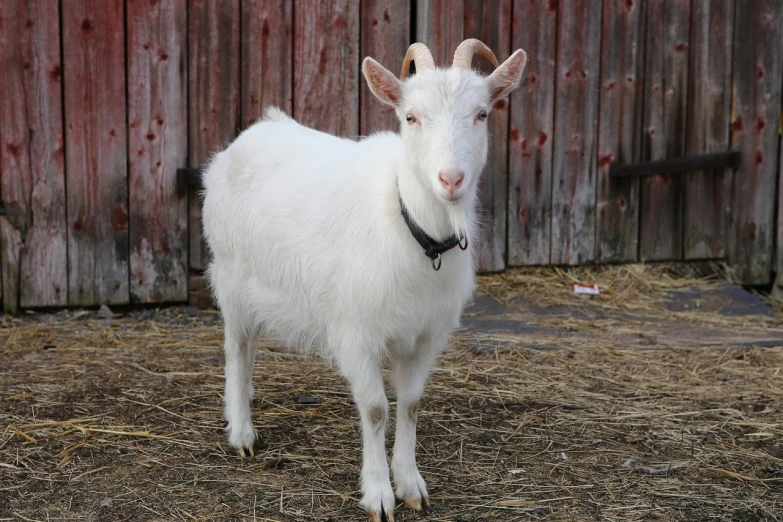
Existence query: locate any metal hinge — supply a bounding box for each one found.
[176,168,204,197]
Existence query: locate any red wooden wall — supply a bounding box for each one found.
[0,0,782,311]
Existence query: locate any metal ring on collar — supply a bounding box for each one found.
[459,234,468,250]
[432,253,442,271]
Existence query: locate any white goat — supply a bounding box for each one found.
[202,39,527,522]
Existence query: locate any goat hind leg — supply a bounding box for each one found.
[244,330,260,403]
[224,325,256,456]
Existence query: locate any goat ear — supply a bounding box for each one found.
[362,57,403,107]
[487,49,527,102]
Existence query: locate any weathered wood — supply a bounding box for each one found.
[188,0,240,271]
[464,0,510,272]
[360,0,410,135]
[639,0,690,261]
[416,0,464,66]
[0,0,67,312]
[684,1,734,260]
[507,0,556,266]
[241,0,293,126]
[127,0,187,303]
[188,272,214,309]
[595,0,644,263]
[731,0,783,284]
[63,0,128,305]
[550,0,602,265]
[293,0,359,137]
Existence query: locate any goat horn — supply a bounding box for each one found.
[399,43,435,80]
[452,38,499,70]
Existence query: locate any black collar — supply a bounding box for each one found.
[398,189,468,271]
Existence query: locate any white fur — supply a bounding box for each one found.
[202,56,524,519]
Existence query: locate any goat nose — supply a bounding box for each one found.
[438,171,465,192]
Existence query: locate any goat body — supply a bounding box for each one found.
[204,108,475,356]
[202,40,527,522]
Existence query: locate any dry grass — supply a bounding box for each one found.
[1,264,782,521]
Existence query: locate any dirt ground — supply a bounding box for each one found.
[1,265,782,521]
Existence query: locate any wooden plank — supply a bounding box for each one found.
[683,1,735,260]
[127,0,187,303]
[293,0,359,136]
[638,0,690,261]
[550,0,602,265]
[0,0,67,312]
[415,0,464,67]
[507,0,556,266]
[595,0,644,263]
[62,0,128,305]
[731,0,783,284]
[241,0,293,126]
[188,0,240,271]
[360,0,410,135]
[464,0,511,273]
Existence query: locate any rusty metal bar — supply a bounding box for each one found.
[609,151,741,178]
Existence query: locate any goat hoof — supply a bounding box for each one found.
[366,509,394,522]
[394,467,429,511]
[362,483,395,522]
[234,445,255,458]
[404,496,423,511]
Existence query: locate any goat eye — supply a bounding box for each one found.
[478,109,488,121]
[405,113,416,124]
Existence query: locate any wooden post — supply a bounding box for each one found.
[0,0,67,312]
[127,0,188,303]
[188,0,240,272]
[360,0,410,135]
[683,1,734,260]
[464,0,511,273]
[551,0,602,265]
[293,0,360,137]
[731,0,783,284]
[639,0,691,261]
[507,0,556,266]
[241,0,294,126]
[595,0,645,263]
[63,0,129,306]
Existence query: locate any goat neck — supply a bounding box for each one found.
[395,163,476,243]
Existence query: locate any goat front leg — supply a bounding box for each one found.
[390,333,444,511]
[337,346,395,522]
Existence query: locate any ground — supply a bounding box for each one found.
[1,265,782,521]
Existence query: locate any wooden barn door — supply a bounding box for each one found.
[505,0,783,286]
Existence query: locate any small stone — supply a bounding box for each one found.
[97,304,113,318]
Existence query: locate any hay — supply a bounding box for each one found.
[1,265,782,521]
